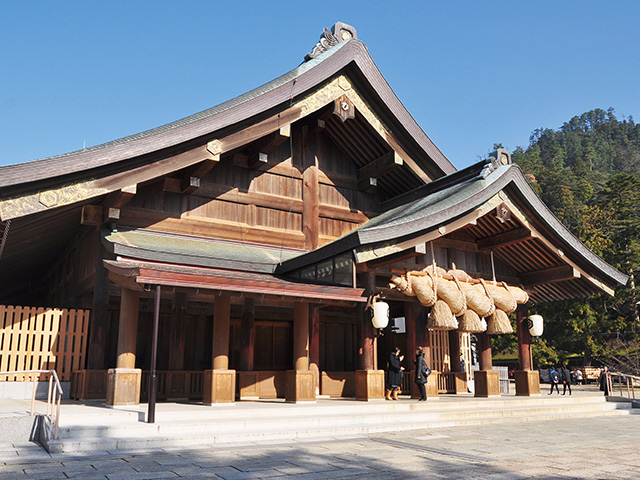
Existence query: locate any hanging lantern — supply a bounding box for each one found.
[371,301,390,329]
[527,314,544,337]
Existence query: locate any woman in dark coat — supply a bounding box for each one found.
[414,347,430,401]
[386,347,404,400]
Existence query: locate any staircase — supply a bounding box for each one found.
[41,393,637,454]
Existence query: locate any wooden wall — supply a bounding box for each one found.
[122,126,378,250]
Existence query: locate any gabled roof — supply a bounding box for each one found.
[278,159,628,303]
[0,38,454,201]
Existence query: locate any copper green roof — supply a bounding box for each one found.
[104,229,303,274]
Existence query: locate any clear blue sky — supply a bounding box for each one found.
[1,1,639,170]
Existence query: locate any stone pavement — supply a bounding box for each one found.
[1,413,639,479]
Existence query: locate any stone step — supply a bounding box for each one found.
[43,395,636,453]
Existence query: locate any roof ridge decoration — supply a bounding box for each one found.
[305,22,357,62]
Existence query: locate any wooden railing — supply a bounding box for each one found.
[608,372,639,400]
[0,370,63,439]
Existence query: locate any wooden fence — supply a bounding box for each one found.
[0,305,90,382]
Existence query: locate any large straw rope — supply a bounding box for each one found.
[410,271,437,307]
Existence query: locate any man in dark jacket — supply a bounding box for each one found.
[414,347,430,401]
[562,365,572,395]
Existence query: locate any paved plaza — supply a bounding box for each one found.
[1,412,639,479]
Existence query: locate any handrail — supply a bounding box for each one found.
[0,369,63,440]
[608,372,639,401]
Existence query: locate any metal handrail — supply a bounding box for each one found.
[608,371,639,401]
[0,369,63,439]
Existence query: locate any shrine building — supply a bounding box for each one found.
[0,23,628,406]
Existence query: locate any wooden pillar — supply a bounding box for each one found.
[168,292,186,371]
[293,302,310,370]
[515,307,540,395]
[239,298,255,371]
[87,230,110,369]
[309,305,320,395]
[116,288,140,369]
[475,332,500,397]
[478,332,493,371]
[107,287,141,406]
[356,269,385,400]
[358,271,376,370]
[449,330,462,372]
[287,301,315,402]
[204,295,235,404]
[212,296,231,370]
[517,308,532,371]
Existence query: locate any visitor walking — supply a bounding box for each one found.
[549,366,560,394]
[562,365,572,395]
[386,347,404,400]
[414,347,431,401]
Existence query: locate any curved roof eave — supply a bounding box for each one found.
[0,39,454,191]
[280,164,628,289]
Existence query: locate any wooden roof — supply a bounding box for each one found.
[0,34,456,303]
[0,39,454,201]
[278,158,628,303]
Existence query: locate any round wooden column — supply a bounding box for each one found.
[116,288,140,369]
[478,332,493,371]
[517,308,533,371]
[212,295,231,370]
[293,301,310,370]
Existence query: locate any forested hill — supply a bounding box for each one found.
[501,108,640,367]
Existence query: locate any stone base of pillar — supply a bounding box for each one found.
[106,368,141,406]
[474,370,501,397]
[286,370,316,403]
[355,369,385,401]
[203,369,236,404]
[515,370,541,396]
[451,372,468,394]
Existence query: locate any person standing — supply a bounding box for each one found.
[599,366,610,397]
[562,365,572,395]
[549,366,560,394]
[386,347,404,400]
[414,347,431,401]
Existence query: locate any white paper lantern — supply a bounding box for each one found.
[527,314,544,337]
[371,301,390,329]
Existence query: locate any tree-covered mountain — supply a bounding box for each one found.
[496,108,640,371]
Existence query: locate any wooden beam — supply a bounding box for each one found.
[366,243,426,268]
[519,265,580,287]
[477,227,534,251]
[81,205,103,226]
[181,159,219,194]
[358,176,377,192]
[104,184,137,210]
[207,109,302,160]
[358,151,403,180]
[432,237,478,253]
